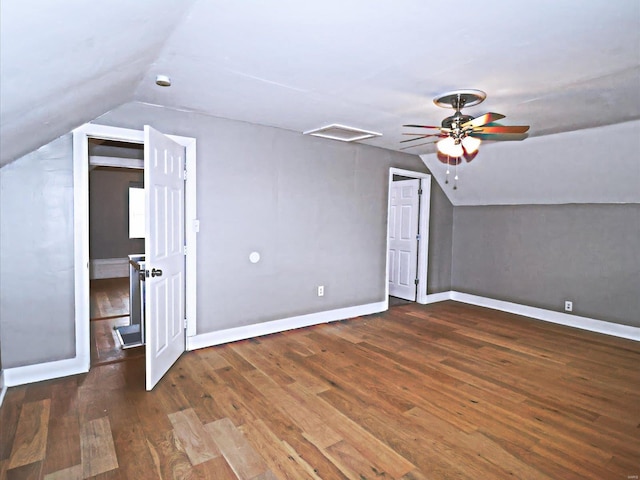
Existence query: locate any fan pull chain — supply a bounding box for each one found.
[453,161,459,190]
[445,156,450,184]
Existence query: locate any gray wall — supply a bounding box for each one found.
[1,100,636,371]
[427,180,453,293]
[0,135,76,368]
[451,204,640,327]
[89,167,144,259]
[96,102,447,332]
[0,102,453,368]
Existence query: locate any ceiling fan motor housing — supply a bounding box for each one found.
[436,89,486,135]
[442,113,474,130]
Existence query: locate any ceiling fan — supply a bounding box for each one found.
[401,89,530,164]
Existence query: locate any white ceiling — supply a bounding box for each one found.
[1,0,639,204]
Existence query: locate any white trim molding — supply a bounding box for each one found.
[424,291,640,341]
[90,257,129,279]
[187,301,386,351]
[0,370,6,407]
[386,168,432,305]
[3,356,87,388]
[73,124,198,371]
[424,292,452,304]
[90,155,144,170]
[5,292,636,388]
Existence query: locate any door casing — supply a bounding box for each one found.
[72,124,197,373]
[385,168,431,305]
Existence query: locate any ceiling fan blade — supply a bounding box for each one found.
[402,124,442,129]
[400,134,440,144]
[402,132,442,137]
[470,133,529,141]
[472,125,530,134]
[400,139,439,150]
[461,112,506,129]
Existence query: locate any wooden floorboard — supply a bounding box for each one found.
[90,278,144,367]
[1,301,639,479]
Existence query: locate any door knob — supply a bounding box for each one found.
[151,268,163,278]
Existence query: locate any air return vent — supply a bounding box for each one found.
[303,124,382,142]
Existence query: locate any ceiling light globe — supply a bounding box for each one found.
[436,136,455,156]
[450,142,464,157]
[462,135,481,154]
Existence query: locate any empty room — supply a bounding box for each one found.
[1,1,638,479]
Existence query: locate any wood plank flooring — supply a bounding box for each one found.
[90,278,144,367]
[90,278,129,320]
[1,301,639,479]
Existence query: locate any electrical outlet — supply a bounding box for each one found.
[564,300,573,312]
[317,285,324,297]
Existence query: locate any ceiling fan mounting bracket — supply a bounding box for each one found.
[434,89,487,111]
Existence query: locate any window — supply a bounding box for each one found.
[129,186,145,238]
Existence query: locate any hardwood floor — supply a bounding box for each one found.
[90,278,129,320]
[1,301,639,479]
[90,278,144,367]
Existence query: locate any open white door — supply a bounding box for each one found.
[145,125,186,390]
[388,179,420,301]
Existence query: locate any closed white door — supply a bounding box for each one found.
[144,125,186,390]
[388,179,420,301]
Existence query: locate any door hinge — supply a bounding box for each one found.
[184,318,188,329]
[184,245,187,255]
[414,278,419,285]
[183,169,187,180]
[416,234,421,241]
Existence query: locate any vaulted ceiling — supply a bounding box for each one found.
[1,0,639,204]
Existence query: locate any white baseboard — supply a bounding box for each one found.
[6,293,635,390]
[3,356,89,388]
[423,292,452,304]
[90,257,129,280]
[187,301,386,351]
[0,370,6,407]
[440,291,639,341]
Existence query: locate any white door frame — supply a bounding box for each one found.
[386,168,431,305]
[72,123,197,372]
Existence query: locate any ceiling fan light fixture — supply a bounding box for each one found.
[436,136,453,154]
[437,136,463,157]
[461,135,481,154]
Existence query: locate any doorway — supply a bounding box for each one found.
[386,168,431,306]
[88,140,145,366]
[73,124,198,389]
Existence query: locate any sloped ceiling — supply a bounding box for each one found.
[1,0,639,205]
[0,0,198,163]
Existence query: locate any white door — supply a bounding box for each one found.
[144,125,186,390]
[388,179,420,301]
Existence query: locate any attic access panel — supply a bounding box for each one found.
[303,124,382,142]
